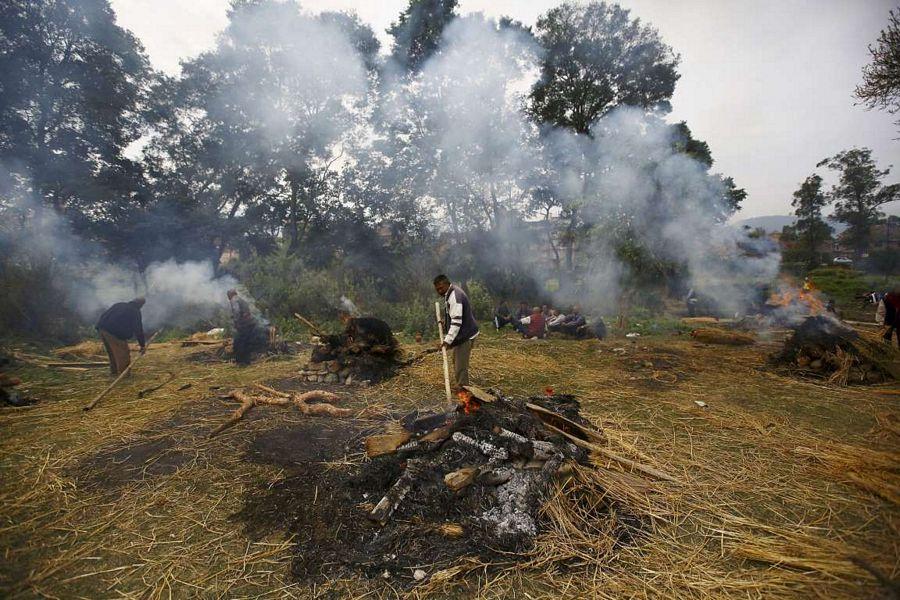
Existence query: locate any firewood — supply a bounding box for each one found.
[209,391,257,437]
[369,460,424,524]
[366,432,413,457]
[209,388,349,437]
[525,402,604,443]
[539,419,680,484]
[444,466,478,491]
[462,385,496,403]
[690,328,755,346]
[451,432,509,462]
[45,361,109,368]
[419,425,452,443]
[254,383,290,398]
[476,466,513,486]
[300,403,352,417]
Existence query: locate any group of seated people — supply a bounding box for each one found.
[493,301,601,339]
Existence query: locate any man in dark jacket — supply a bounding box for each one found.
[881,288,900,346]
[434,274,479,391]
[96,297,146,375]
[228,289,267,365]
[493,300,514,330]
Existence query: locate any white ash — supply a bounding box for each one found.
[479,469,538,538]
[451,432,509,462]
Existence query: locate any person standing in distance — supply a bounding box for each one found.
[433,274,479,391]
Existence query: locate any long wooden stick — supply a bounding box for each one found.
[435,301,452,402]
[293,313,326,337]
[83,331,159,411]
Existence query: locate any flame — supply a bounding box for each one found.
[767,286,826,315]
[457,389,481,415]
[544,386,554,396]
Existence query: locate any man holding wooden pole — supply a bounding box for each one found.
[96,297,147,375]
[433,274,479,393]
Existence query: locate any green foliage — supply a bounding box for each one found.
[817,148,899,257]
[529,1,680,134]
[856,8,900,131]
[388,0,459,72]
[464,280,494,325]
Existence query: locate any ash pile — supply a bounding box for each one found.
[774,316,900,384]
[299,316,400,386]
[359,388,594,552]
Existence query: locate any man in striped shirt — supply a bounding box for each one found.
[433,274,479,391]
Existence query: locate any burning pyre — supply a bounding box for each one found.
[357,388,638,556]
[774,316,900,385]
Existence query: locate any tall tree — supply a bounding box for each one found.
[817,148,900,258]
[527,1,679,274]
[145,1,372,257]
[790,174,832,267]
[0,0,154,228]
[387,0,458,73]
[856,8,900,130]
[529,1,679,135]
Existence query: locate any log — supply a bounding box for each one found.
[180,340,226,347]
[537,419,680,484]
[525,402,604,443]
[83,331,160,411]
[690,328,755,346]
[254,383,290,398]
[369,460,424,524]
[366,432,413,457]
[462,385,496,404]
[420,424,453,444]
[451,432,509,462]
[209,391,257,437]
[46,362,109,368]
[444,466,478,491]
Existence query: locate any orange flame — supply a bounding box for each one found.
[768,286,826,315]
[457,389,481,415]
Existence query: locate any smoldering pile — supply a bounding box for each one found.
[773,316,900,385]
[298,318,401,386]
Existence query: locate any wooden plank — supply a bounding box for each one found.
[365,432,412,457]
[462,385,496,403]
[525,402,604,443]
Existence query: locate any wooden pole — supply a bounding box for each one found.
[293,313,326,338]
[435,301,452,402]
[83,331,159,411]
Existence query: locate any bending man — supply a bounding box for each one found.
[96,297,146,375]
[433,274,479,391]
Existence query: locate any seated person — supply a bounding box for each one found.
[541,304,551,319]
[557,305,588,337]
[515,301,530,321]
[546,308,567,330]
[493,300,515,330]
[515,306,547,339]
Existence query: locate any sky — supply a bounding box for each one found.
[109,0,899,219]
